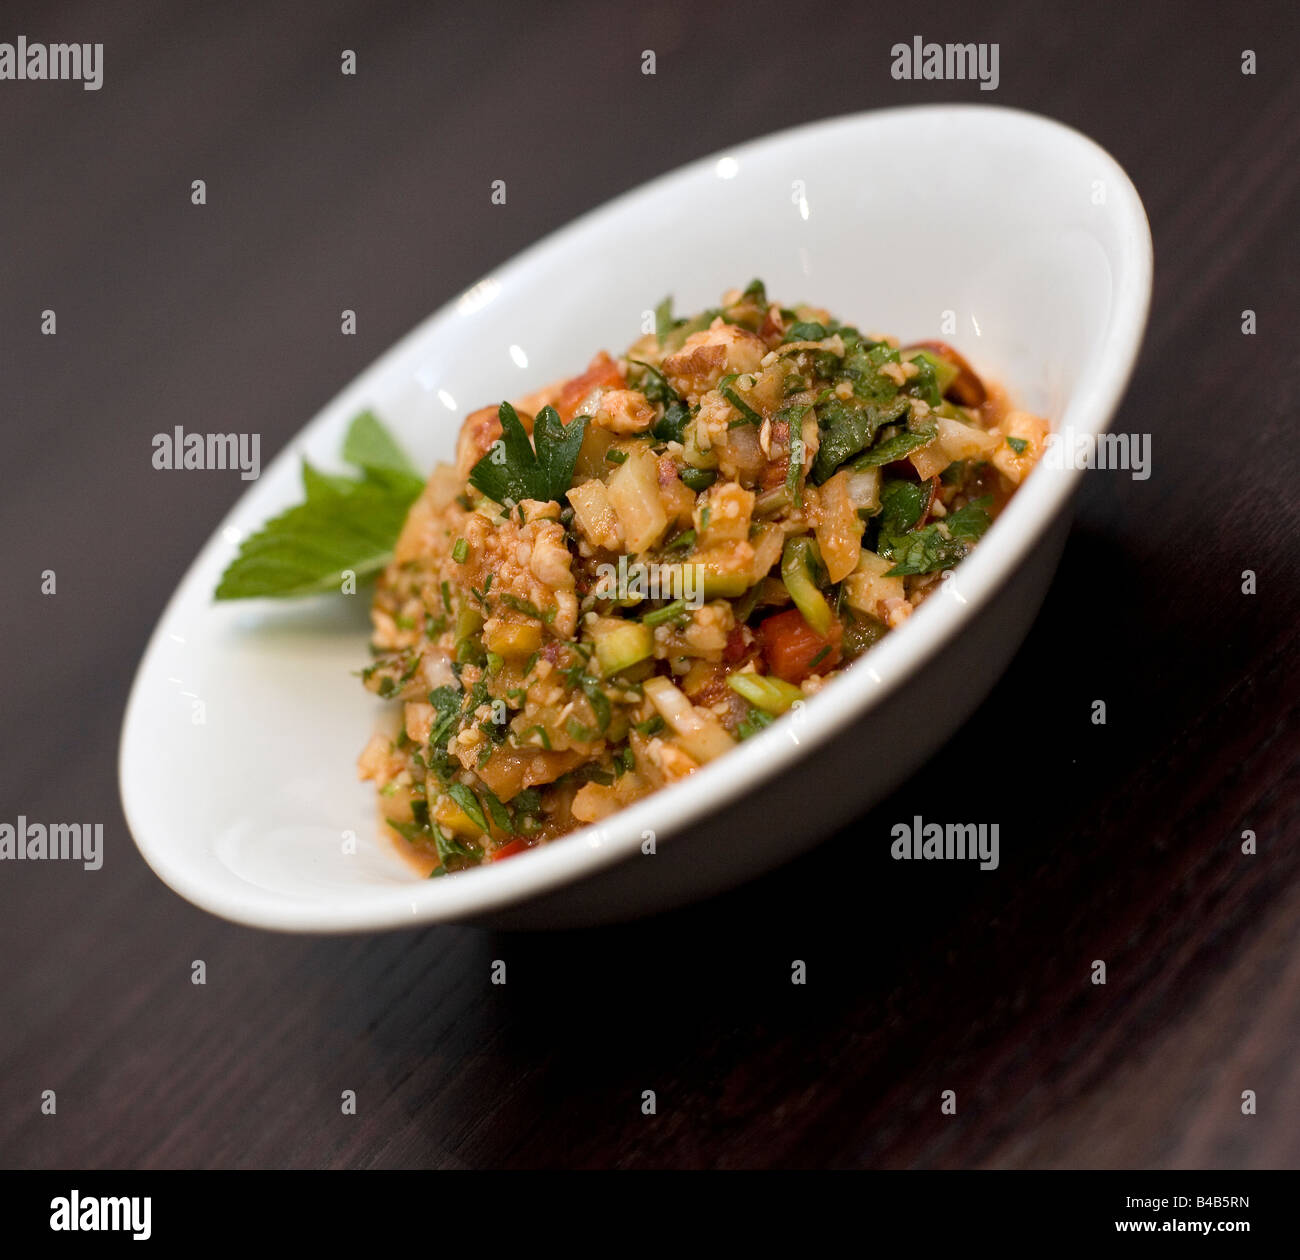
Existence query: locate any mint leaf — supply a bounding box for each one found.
[852,422,938,469]
[447,783,488,833]
[215,412,423,600]
[215,476,418,599]
[343,410,419,481]
[811,395,910,483]
[842,342,903,403]
[301,459,359,499]
[876,477,931,540]
[467,402,587,505]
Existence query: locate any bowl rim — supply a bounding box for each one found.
[119,103,1153,931]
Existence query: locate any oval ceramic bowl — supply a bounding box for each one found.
[119,105,1151,931]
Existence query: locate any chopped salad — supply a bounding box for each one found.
[355,281,1047,873]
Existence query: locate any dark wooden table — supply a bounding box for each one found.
[2,0,1296,1169]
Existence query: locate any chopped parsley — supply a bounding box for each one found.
[679,467,717,492]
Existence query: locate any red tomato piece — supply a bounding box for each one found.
[555,352,625,421]
[757,608,842,684]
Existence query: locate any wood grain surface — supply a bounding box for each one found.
[1,0,1296,1169]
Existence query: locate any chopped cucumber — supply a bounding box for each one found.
[592,620,654,675]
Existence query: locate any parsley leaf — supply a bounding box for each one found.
[872,477,932,560]
[945,495,994,542]
[881,495,993,576]
[467,402,587,505]
[882,527,968,576]
[628,360,693,444]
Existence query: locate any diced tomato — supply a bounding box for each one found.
[757,608,842,684]
[491,838,526,862]
[555,352,625,420]
[723,623,755,664]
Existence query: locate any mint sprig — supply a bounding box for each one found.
[214,411,423,600]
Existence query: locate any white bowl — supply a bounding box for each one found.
[119,105,1151,931]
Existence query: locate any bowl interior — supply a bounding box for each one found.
[120,105,1150,930]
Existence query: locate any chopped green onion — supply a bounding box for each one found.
[726,672,804,714]
[642,599,689,627]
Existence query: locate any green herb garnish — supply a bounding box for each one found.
[215,411,423,600]
[736,708,775,740]
[467,401,587,506]
[652,400,692,443]
[720,381,763,428]
[499,593,544,620]
[811,395,910,484]
[679,467,717,492]
[882,496,993,576]
[852,422,938,469]
[480,786,514,833]
[628,360,679,406]
[642,599,689,627]
[447,783,488,833]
